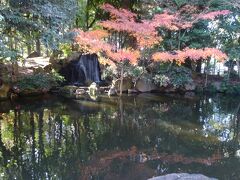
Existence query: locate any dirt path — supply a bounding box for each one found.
[18,57,50,76]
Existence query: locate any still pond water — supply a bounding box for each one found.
[0,94,240,180]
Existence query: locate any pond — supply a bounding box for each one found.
[0,93,240,180]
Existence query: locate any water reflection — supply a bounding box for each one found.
[0,94,240,179]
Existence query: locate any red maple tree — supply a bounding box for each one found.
[73,3,230,94]
[74,3,229,63]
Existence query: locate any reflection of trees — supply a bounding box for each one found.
[0,95,239,179]
[232,103,240,143]
[0,119,12,165]
[200,96,240,144]
[225,102,240,157]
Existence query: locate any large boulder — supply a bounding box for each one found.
[135,79,157,92]
[148,173,217,180]
[114,77,133,92]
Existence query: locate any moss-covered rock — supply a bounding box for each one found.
[135,78,157,92]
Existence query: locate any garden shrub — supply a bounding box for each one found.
[17,71,65,91]
[153,66,193,88]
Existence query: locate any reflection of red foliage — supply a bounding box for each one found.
[80,146,138,180]
[80,147,223,179]
[153,151,223,166]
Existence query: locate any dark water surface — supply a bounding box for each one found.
[0,94,240,180]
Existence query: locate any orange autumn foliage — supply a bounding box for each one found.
[106,49,140,65]
[73,29,140,64]
[99,4,161,48]
[152,48,228,64]
[74,3,230,65]
[73,29,112,54]
[197,10,231,20]
[150,9,231,31]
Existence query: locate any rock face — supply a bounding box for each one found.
[148,173,217,180]
[114,77,133,92]
[135,79,157,92]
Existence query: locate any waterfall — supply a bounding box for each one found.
[77,54,101,84]
[60,53,101,86]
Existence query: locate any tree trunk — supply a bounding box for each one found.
[46,49,49,57]
[205,72,208,88]
[85,0,89,30]
[14,37,18,50]
[30,111,36,178]
[227,61,233,82]
[184,58,192,70]
[36,37,41,56]
[11,62,19,82]
[27,45,32,56]
[38,110,45,161]
[204,60,209,88]
[122,0,132,9]
[196,59,202,73]
[213,59,217,75]
[237,61,240,79]
[120,65,124,96]
[119,97,123,125]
